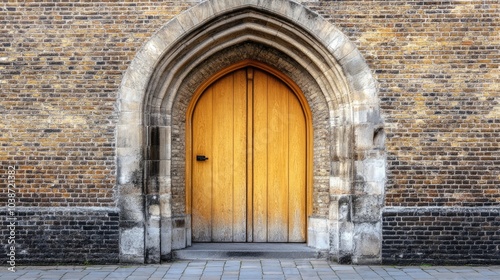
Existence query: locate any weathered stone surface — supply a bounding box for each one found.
[120,227,145,263]
[307,217,330,250]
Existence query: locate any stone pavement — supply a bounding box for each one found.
[2,259,500,280]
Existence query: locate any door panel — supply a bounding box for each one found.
[192,69,247,242]
[287,92,307,242]
[253,69,306,242]
[192,86,213,242]
[191,67,306,243]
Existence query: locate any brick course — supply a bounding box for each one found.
[0,208,119,265]
[383,207,500,265]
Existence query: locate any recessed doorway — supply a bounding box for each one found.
[186,62,312,243]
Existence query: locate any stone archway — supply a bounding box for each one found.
[116,0,385,264]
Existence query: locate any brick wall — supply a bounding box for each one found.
[306,0,500,208]
[0,208,119,264]
[383,208,500,265]
[0,1,199,208]
[1,0,498,264]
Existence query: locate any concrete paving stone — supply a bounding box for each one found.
[4,261,500,280]
[182,269,203,275]
[262,275,285,280]
[200,277,221,280]
[161,276,181,280]
[220,277,239,280]
[179,276,201,280]
[279,260,296,265]
[330,265,356,271]
[188,261,207,267]
[299,276,320,280]
[407,272,433,278]
[282,267,300,274]
[203,267,223,272]
[239,275,262,280]
[206,261,225,267]
[151,272,168,278]
[202,270,223,276]
[319,276,340,280]
[476,268,500,276]
[171,262,190,268]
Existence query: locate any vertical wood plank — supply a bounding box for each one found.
[191,87,213,242]
[246,68,254,242]
[233,69,247,242]
[288,93,307,242]
[252,70,268,242]
[212,74,234,242]
[267,74,289,242]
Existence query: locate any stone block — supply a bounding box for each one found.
[172,217,188,250]
[159,126,172,160]
[158,175,172,196]
[352,195,383,223]
[119,186,144,222]
[155,18,186,50]
[355,158,386,183]
[120,227,145,263]
[117,156,142,185]
[354,123,375,151]
[172,228,186,250]
[307,217,329,250]
[159,193,172,218]
[117,124,143,148]
[187,1,214,26]
[161,218,172,256]
[339,222,354,254]
[353,222,382,259]
[146,216,160,264]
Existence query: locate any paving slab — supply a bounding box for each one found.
[2,261,500,280]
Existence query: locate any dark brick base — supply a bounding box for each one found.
[382,207,500,265]
[1,207,119,265]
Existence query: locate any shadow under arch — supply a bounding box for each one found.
[116,0,385,264]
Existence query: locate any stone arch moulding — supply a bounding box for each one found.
[116,0,386,265]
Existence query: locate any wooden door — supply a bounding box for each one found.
[191,67,307,243]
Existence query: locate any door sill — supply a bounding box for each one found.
[172,243,320,260]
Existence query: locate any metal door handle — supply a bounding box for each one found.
[196,155,209,161]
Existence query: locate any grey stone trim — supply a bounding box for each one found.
[116,0,385,264]
[383,206,500,214]
[0,206,119,212]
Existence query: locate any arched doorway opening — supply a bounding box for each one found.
[186,61,313,243]
[116,0,385,264]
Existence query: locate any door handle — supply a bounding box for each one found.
[196,155,209,161]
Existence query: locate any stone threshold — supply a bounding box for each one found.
[172,243,321,260]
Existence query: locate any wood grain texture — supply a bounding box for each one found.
[192,86,213,242]
[266,72,289,242]
[233,69,247,242]
[252,69,269,242]
[288,93,307,242]
[191,65,307,243]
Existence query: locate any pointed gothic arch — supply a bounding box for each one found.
[116,0,385,264]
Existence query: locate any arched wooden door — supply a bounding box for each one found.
[189,64,309,243]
